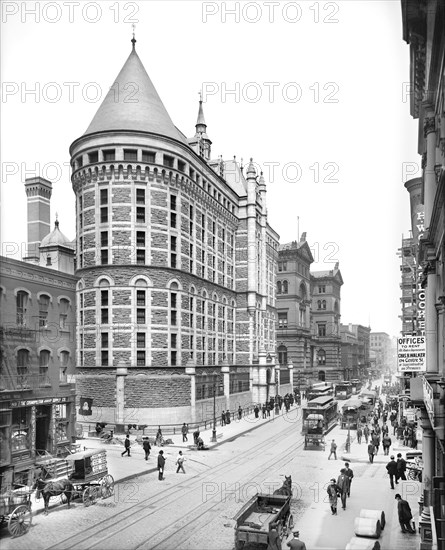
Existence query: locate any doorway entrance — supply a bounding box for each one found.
[35,405,51,454]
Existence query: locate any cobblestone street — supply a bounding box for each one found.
[2,407,420,550]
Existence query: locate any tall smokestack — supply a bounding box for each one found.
[23,177,52,263]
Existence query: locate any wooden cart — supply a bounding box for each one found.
[65,448,114,506]
[0,487,33,537]
[234,493,293,549]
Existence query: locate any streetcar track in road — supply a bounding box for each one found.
[143,438,306,550]
[44,415,302,550]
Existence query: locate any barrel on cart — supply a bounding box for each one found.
[234,493,293,549]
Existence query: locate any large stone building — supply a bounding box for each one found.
[370,331,392,374]
[401,1,444,547]
[71,38,279,426]
[276,234,314,390]
[0,179,77,490]
[310,264,343,382]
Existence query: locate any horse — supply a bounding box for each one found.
[33,477,73,515]
[273,475,293,497]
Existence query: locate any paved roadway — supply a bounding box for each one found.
[2,398,421,550]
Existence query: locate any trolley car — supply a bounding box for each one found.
[306,382,334,402]
[350,379,363,395]
[340,398,364,428]
[66,448,114,506]
[302,396,338,450]
[334,382,353,400]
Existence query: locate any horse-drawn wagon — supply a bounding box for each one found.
[0,486,33,537]
[234,493,294,549]
[66,448,114,506]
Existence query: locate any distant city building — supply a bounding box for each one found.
[310,263,343,382]
[346,324,371,379]
[370,331,392,374]
[276,233,314,389]
[340,324,359,380]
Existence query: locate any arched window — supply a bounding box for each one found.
[318,370,326,381]
[16,291,29,326]
[317,349,326,365]
[277,281,282,294]
[322,300,326,310]
[59,298,70,329]
[17,349,30,385]
[278,345,288,365]
[282,280,288,294]
[299,282,307,300]
[317,300,322,309]
[60,351,69,382]
[39,350,50,385]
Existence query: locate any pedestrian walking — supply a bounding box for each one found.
[181,423,188,442]
[328,440,337,460]
[155,426,163,446]
[372,433,380,455]
[176,450,186,473]
[386,455,398,489]
[363,425,370,444]
[221,411,226,426]
[286,530,307,550]
[121,434,131,457]
[157,450,166,480]
[254,405,259,418]
[382,434,392,455]
[225,410,231,424]
[395,494,416,533]
[238,405,243,420]
[356,425,363,444]
[368,442,375,463]
[266,403,271,417]
[327,478,340,515]
[193,427,200,445]
[337,469,350,510]
[382,422,389,436]
[396,453,407,481]
[262,404,267,418]
[344,462,354,497]
[142,437,151,460]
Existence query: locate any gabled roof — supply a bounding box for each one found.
[218,158,247,196]
[83,44,187,145]
[311,265,344,285]
[279,240,314,263]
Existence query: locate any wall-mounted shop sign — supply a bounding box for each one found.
[11,396,68,408]
[422,376,435,427]
[397,336,426,372]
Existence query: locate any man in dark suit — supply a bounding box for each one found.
[386,455,398,489]
[286,530,307,550]
[157,450,166,481]
[396,453,407,481]
[395,494,415,533]
[344,462,354,497]
[337,468,350,510]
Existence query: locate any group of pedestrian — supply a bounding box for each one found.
[385,453,407,489]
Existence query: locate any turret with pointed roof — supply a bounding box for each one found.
[78,39,187,145]
[188,95,212,161]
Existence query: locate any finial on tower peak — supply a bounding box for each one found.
[55,212,59,228]
[131,24,137,50]
[198,90,203,103]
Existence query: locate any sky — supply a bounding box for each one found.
[0,0,420,338]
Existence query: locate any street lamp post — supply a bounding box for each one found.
[211,371,217,442]
[346,416,351,453]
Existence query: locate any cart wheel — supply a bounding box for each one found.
[8,505,32,537]
[83,486,98,507]
[101,475,115,499]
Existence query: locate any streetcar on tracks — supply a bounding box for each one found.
[340,397,364,429]
[302,395,338,450]
[234,493,293,550]
[350,379,363,395]
[306,382,333,402]
[334,382,353,400]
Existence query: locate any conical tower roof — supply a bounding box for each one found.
[84,42,187,144]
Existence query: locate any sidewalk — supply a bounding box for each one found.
[290,415,421,549]
[29,404,290,517]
